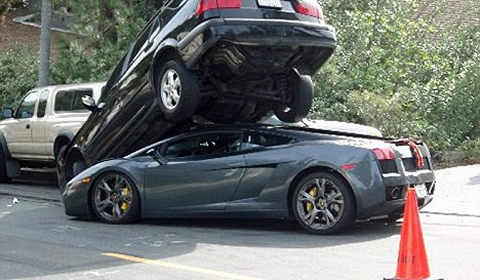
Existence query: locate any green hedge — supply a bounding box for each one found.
[313,0,480,162]
[0,46,38,108]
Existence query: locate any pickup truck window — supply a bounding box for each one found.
[55,89,93,112]
[15,90,38,119]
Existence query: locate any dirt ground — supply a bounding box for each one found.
[0,3,63,52]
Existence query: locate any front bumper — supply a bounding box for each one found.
[62,179,92,218]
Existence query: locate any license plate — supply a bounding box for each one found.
[414,184,428,198]
[257,0,283,8]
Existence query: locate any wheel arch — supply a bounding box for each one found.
[0,131,21,178]
[150,45,182,98]
[287,165,358,219]
[0,131,11,157]
[54,130,75,160]
[64,147,87,182]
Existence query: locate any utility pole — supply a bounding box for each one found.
[38,0,52,87]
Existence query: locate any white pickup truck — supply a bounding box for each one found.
[0,82,104,183]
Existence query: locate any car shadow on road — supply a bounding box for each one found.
[138,217,401,249]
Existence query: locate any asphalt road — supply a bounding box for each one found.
[1,165,479,280]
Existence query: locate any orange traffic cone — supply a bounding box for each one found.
[386,187,430,280]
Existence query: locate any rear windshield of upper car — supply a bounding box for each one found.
[54,89,93,112]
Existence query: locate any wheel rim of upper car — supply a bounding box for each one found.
[160,69,181,110]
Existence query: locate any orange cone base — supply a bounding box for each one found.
[383,278,444,280]
[385,188,440,280]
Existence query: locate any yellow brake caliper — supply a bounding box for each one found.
[306,186,318,213]
[120,187,130,212]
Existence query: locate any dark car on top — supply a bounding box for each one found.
[57,0,336,186]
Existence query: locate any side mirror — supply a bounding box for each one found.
[2,108,13,119]
[146,148,168,165]
[82,95,104,112]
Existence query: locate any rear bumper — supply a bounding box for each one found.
[179,18,336,74]
[365,191,434,221]
[358,176,436,220]
[345,159,436,220]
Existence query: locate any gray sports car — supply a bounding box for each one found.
[62,124,435,235]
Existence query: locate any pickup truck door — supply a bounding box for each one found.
[3,90,39,158]
[31,89,49,157]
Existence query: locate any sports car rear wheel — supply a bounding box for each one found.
[156,59,199,122]
[91,172,140,224]
[292,172,355,235]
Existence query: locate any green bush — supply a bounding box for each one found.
[50,0,156,84]
[313,0,480,159]
[0,46,38,108]
[460,138,480,164]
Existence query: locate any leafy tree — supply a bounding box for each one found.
[0,46,38,108]
[313,0,480,161]
[50,0,158,84]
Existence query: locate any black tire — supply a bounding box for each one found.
[55,145,68,190]
[274,74,313,123]
[292,172,355,235]
[91,172,140,224]
[72,159,87,177]
[155,59,199,122]
[0,146,10,183]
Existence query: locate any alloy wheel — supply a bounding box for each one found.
[92,173,138,223]
[293,172,354,234]
[160,69,182,111]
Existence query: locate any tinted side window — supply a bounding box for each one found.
[128,19,156,64]
[15,91,38,119]
[104,53,128,94]
[165,132,242,159]
[54,89,93,112]
[239,132,293,150]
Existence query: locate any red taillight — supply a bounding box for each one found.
[295,0,324,20]
[196,0,242,17]
[372,147,396,160]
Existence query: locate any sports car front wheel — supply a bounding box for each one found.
[292,172,355,235]
[91,172,140,224]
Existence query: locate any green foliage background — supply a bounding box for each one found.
[0,0,479,162]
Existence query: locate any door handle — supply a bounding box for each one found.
[26,124,30,129]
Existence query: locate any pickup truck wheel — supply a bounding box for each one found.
[0,146,10,183]
[274,74,313,123]
[91,172,140,224]
[292,172,355,235]
[155,59,199,122]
